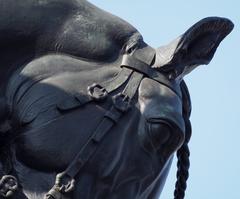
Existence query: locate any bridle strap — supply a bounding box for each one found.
[122,54,182,98]
[45,70,144,199]
[57,67,133,112]
[46,47,181,199]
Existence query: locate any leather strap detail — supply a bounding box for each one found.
[47,47,180,197]
[99,67,133,92]
[122,54,181,97]
[57,68,132,111]
[49,71,144,196]
[57,94,92,112]
[133,45,156,66]
[91,72,143,143]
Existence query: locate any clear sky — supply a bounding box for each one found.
[89,1,239,198]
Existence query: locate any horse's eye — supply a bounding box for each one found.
[147,121,172,149]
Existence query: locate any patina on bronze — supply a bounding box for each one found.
[0,1,233,199]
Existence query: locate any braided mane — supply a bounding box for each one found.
[174,81,192,199]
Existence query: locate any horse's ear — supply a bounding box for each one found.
[154,17,234,76]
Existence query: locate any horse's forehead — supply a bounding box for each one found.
[138,78,183,118]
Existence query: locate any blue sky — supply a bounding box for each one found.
[89,1,239,198]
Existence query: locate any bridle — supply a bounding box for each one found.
[0,44,185,199]
[45,45,183,199]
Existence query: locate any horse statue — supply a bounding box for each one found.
[0,1,233,199]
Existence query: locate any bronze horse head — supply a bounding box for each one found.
[0,1,233,198]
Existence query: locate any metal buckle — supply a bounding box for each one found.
[88,83,108,101]
[55,172,75,194]
[112,93,131,112]
[0,175,18,198]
